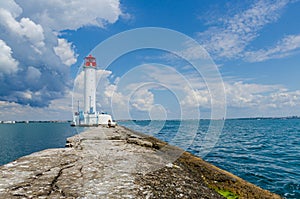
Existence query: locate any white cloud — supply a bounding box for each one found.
[54,38,77,66]
[245,34,300,62]
[223,81,300,116]
[0,0,124,115]
[0,0,22,18]
[0,39,18,74]
[0,8,45,53]
[198,0,289,59]
[181,89,210,108]
[179,77,300,118]
[16,0,122,31]
[224,81,280,108]
[268,90,300,108]
[0,96,73,121]
[19,17,45,50]
[130,89,154,111]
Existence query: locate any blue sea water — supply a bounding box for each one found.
[0,122,77,166]
[0,119,299,198]
[119,119,300,199]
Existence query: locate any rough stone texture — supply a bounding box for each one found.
[0,126,282,199]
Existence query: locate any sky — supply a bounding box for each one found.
[0,0,300,120]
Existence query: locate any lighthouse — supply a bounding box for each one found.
[84,55,97,114]
[72,55,115,127]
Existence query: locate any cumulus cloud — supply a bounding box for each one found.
[198,0,289,59]
[130,89,154,111]
[224,81,280,108]
[0,8,45,53]
[16,0,122,31]
[0,0,123,111]
[178,76,300,118]
[0,0,22,19]
[224,82,300,117]
[268,90,300,108]
[54,38,77,66]
[181,89,210,108]
[0,39,18,74]
[0,95,73,121]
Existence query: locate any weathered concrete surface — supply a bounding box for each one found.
[0,126,282,199]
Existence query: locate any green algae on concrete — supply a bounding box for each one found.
[217,189,239,199]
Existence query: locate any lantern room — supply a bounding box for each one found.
[84,55,96,67]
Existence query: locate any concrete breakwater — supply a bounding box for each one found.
[0,126,282,198]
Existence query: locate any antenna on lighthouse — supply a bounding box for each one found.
[77,100,79,113]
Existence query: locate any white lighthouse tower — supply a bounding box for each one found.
[84,55,97,114]
[72,55,115,127]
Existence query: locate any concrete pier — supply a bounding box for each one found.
[0,126,282,198]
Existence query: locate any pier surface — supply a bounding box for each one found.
[0,126,282,198]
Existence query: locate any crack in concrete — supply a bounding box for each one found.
[48,163,76,196]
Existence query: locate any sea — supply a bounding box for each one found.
[0,119,299,198]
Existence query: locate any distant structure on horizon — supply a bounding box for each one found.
[72,55,115,126]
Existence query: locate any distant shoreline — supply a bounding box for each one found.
[0,120,72,124]
[1,116,300,124]
[118,116,300,121]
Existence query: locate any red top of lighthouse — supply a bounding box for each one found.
[84,55,96,67]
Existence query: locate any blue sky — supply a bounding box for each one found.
[0,0,300,120]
